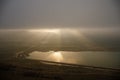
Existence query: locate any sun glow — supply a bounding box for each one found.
[28,29,60,34]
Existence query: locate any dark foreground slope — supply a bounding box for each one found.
[0,58,120,80]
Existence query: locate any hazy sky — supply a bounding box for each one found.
[0,0,120,29]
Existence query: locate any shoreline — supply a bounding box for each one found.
[0,58,120,80]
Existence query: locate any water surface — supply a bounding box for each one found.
[26,51,120,69]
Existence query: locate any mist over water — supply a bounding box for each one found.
[0,29,120,69]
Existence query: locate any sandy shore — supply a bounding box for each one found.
[0,58,120,80]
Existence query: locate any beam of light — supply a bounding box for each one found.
[64,29,103,50]
[27,29,62,48]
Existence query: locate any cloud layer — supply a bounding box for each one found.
[0,0,120,29]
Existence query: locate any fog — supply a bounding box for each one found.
[0,0,120,29]
[0,29,120,51]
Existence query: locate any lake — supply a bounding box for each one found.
[26,51,120,69]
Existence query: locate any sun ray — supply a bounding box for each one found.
[64,29,102,50]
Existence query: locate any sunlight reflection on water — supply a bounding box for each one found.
[26,51,79,64]
[26,51,120,68]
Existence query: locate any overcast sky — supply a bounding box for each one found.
[0,0,120,29]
